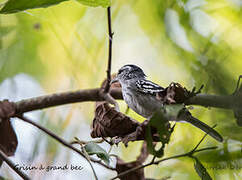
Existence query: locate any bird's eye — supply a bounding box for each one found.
[118,69,124,74]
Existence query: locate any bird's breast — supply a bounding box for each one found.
[122,88,162,118]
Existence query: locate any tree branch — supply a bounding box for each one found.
[16,115,115,173]
[185,94,234,109]
[0,150,30,180]
[111,132,216,180]
[104,6,114,93]
[13,87,242,115]
[15,88,122,114]
[112,146,217,180]
[111,132,217,180]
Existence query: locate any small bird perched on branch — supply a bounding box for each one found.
[111,64,223,142]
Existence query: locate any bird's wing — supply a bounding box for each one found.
[135,79,164,95]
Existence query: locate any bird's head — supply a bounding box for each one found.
[111,64,146,84]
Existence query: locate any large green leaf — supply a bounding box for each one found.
[145,105,183,157]
[76,0,110,7]
[84,142,110,165]
[0,0,110,14]
[145,111,168,158]
[0,0,69,14]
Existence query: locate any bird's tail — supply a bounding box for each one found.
[180,111,223,142]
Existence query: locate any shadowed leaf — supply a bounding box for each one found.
[0,0,69,14]
[0,0,111,14]
[0,100,17,156]
[84,142,110,165]
[145,111,173,158]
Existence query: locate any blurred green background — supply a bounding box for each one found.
[0,0,241,179]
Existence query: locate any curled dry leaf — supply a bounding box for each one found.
[92,75,140,140]
[0,100,18,156]
[91,102,140,138]
[162,82,191,104]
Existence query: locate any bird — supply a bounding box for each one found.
[111,64,223,142]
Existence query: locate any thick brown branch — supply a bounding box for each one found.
[14,87,241,115]
[15,88,122,114]
[185,94,235,109]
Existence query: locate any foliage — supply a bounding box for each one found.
[0,0,110,14]
[84,142,110,165]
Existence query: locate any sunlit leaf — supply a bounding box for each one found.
[0,0,69,14]
[76,0,110,8]
[194,157,212,180]
[84,142,110,165]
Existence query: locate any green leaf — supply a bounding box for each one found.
[76,0,110,8]
[0,0,110,14]
[145,111,167,158]
[0,0,69,14]
[145,124,164,158]
[194,157,212,180]
[84,142,110,165]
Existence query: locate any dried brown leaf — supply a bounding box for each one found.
[0,99,17,156]
[0,120,18,156]
[91,102,140,138]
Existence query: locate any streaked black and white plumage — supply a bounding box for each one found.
[136,79,164,95]
[111,64,223,142]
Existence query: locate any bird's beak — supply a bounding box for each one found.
[110,77,119,85]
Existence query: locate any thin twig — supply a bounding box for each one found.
[111,133,217,180]
[111,146,217,180]
[0,150,30,180]
[16,115,115,171]
[189,124,217,155]
[233,75,242,95]
[104,6,114,93]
